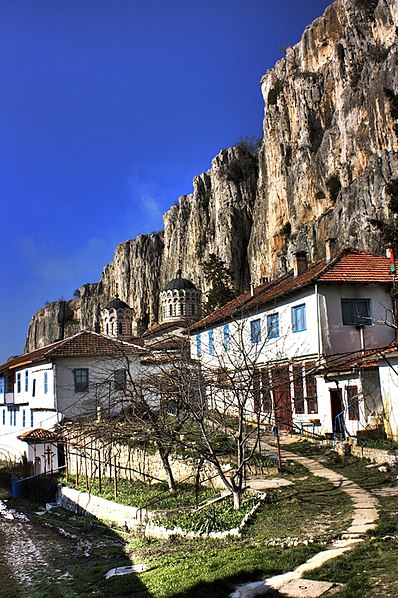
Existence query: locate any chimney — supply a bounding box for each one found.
[325,238,337,263]
[250,281,255,296]
[293,252,308,278]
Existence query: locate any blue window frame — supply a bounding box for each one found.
[292,304,306,332]
[2,409,5,425]
[223,323,230,351]
[196,333,202,357]
[22,409,26,427]
[25,370,29,392]
[267,313,279,338]
[208,330,215,355]
[9,410,12,426]
[16,372,21,393]
[32,379,36,397]
[44,372,48,394]
[30,410,34,427]
[0,377,5,396]
[74,369,89,393]
[250,319,262,344]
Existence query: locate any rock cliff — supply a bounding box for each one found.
[25,0,398,352]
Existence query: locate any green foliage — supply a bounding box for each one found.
[235,136,261,156]
[267,79,284,106]
[359,438,398,451]
[63,475,218,510]
[202,254,234,315]
[155,495,257,533]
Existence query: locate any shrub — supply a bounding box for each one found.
[267,79,284,106]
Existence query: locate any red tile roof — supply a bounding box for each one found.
[189,249,393,332]
[321,344,398,373]
[17,428,61,442]
[0,331,144,373]
[142,319,188,338]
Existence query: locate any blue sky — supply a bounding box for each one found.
[0,0,331,362]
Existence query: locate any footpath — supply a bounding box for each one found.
[231,440,380,598]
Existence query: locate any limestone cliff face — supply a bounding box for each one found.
[249,0,398,280]
[161,146,257,291]
[25,147,257,351]
[25,0,398,352]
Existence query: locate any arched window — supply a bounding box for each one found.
[106,323,109,335]
[118,321,123,335]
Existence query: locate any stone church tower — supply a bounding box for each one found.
[101,295,132,341]
[159,271,201,323]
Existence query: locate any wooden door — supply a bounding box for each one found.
[273,368,293,431]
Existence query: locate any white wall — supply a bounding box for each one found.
[379,357,398,439]
[321,284,395,354]
[54,354,145,420]
[191,288,319,369]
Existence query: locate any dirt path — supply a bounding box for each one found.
[0,500,83,597]
[231,444,380,597]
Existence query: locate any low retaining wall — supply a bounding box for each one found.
[56,485,266,539]
[350,444,398,467]
[57,485,151,529]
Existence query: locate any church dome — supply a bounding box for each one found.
[105,295,130,310]
[163,277,197,292]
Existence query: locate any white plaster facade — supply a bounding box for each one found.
[0,331,147,469]
[189,250,395,438]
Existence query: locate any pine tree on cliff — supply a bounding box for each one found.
[202,254,234,316]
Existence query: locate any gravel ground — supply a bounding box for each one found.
[0,499,83,597]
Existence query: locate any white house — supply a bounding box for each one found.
[188,248,396,438]
[0,330,146,471]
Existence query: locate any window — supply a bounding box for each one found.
[223,323,230,351]
[9,409,16,426]
[22,409,26,427]
[250,319,262,344]
[44,372,48,394]
[292,304,306,332]
[114,369,127,390]
[2,410,5,425]
[74,368,89,393]
[30,410,34,427]
[0,377,5,395]
[347,385,359,420]
[293,365,305,414]
[305,366,318,413]
[267,313,279,339]
[196,334,202,357]
[208,330,215,355]
[25,370,29,392]
[32,379,36,397]
[118,321,123,335]
[253,370,272,413]
[341,299,371,326]
[16,372,21,393]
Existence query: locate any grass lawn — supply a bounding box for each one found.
[4,441,398,596]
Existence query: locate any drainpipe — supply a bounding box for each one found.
[315,284,322,363]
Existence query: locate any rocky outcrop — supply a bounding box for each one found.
[249,0,398,280]
[25,0,398,351]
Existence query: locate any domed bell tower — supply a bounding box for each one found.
[101,294,132,341]
[160,270,201,323]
